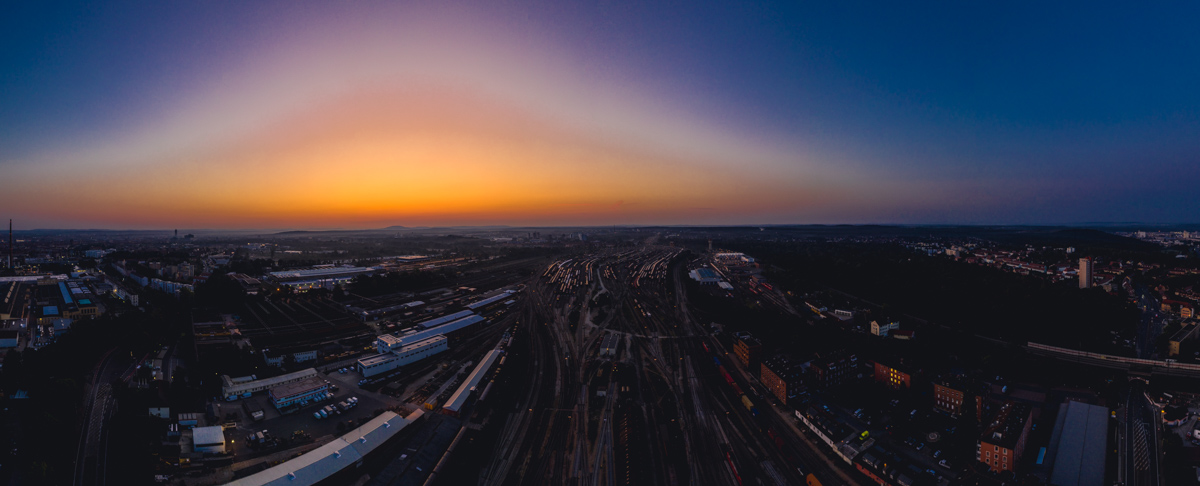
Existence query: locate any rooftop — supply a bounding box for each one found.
[981,402,1032,449]
[192,426,225,447]
[1046,401,1108,486]
[269,376,327,400]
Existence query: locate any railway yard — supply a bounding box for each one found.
[437,246,858,486]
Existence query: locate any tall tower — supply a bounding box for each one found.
[7,219,11,269]
[1078,257,1093,289]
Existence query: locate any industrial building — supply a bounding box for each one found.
[598,333,620,357]
[870,320,900,337]
[31,278,101,327]
[0,330,19,348]
[222,410,424,486]
[357,335,447,378]
[192,426,227,454]
[0,282,29,325]
[268,376,329,410]
[466,290,516,310]
[375,334,405,354]
[415,310,474,329]
[221,368,318,400]
[392,314,484,347]
[1043,401,1108,486]
[689,267,721,283]
[268,265,375,291]
[442,349,503,416]
[1168,322,1199,356]
[351,300,425,321]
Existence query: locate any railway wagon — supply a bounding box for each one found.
[720,366,734,385]
[741,395,758,415]
[807,473,823,486]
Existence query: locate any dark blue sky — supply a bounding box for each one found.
[2,1,1198,227]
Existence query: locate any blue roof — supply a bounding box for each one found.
[58,282,74,305]
[1048,401,1108,486]
[43,306,59,315]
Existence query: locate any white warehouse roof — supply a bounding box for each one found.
[399,314,485,345]
[223,410,424,486]
[193,426,226,448]
[416,310,474,329]
[443,349,504,414]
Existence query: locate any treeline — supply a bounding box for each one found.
[737,241,1139,350]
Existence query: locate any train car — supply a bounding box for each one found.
[731,383,743,396]
[723,447,744,486]
[703,342,711,353]
[806,473,822,486]
[741,395,757,415]
[767,428,785,449]
[712,356,721,367]
[720,367,735,385]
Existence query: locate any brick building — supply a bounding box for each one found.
[978,402,1033,473]
[810,350,859,389]
[733,335,762,369]
[933,381,966,416]
[873,361,912,390]
[760,356,807,405]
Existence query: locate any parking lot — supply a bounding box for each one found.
[211,367,405,460]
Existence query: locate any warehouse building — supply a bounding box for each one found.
[0,330,19,348]
[442,349,504,417]
[221,368,318,400]
[1043,401,1108,486]
[268,376,329,410]
[393,314,484,346]
[358,336,447,378]
[222,410,424,486]
[599,333,620,358]
[268,266,375,291]
[192,425,227,454]
[466,290,515,310]
[415,310,474,329]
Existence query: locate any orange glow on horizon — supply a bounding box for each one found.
[5,84,824,228]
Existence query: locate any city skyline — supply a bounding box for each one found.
[3,1,1199,229]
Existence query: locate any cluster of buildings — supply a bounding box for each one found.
[356,312,485,378]
[267,265,376,291]
[0,274,111,349]
[741,330,1109,486]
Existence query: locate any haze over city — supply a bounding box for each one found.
[4,1,1198,229]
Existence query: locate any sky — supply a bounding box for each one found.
[2,1,1199,229]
